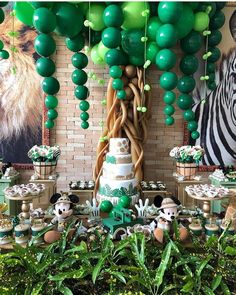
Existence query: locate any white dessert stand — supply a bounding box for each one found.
[5,194,43,219]
[187,192,235,218]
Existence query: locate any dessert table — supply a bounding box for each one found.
[187,192,235,217]
[5,194,43,219]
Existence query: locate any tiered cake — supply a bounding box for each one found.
[97,138,139,205]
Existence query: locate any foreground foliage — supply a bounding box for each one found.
[0,223,236,295]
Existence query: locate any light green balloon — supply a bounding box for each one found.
[86,3,106,31]
[193,12,209,32]
[14,2,35,26]
[121,2,150,30]
[97,41,109,61]
[91,44,105,65]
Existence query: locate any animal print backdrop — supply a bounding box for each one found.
[190,6,236,167]
[0,6,43,165]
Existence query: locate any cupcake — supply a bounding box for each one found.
[205,223,219,239]
[0,220,13,245]
[189,221,202,236]
[31,223,46,245]
[220,221,235,235]
[14,224,30,244]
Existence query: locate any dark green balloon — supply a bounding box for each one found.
[45,119,54,129]
[0,2,8,7]
[165,116,175,125]
[81,121,89,129]
[179,54,199,75]
[42,77,60,95]
[71,69,87,85]
[80,112,89,121]
[66,34,85,52]
[33,8,56,33]
[187,120,198,132]
[53,2,84,38]
[197,2,216,18]
[147,16,162,42]
[75,85,89,100]
[0,40,3,51]
[121,29,144,56]
[189,2,199,11]
[34,34,56,57]
[146,42,159,63]
[30,2,54,9]
[156,49,176,71]
[117,90,126,100]
[158,2,183,24]
[47,109,58,120]
[119,195,131,208]
[71,52,88,69]
[208,30,222,47]
[208,73,215,82]
[208,47,221,62]
[177,94,193,110]
[183,109,195,121]
[156,24,177,48]
[191,130,200,139]
[210,10,225,30]
[207,81,217,90]
[216,2,226,10]
[112,78,123,90]
[100,200,113,213]
[79,100,90,111]
[164,105,175,116]
[109,65,122,78]
[36,57,56,77]
[45,95,58,109]
[160,72,178,91]
[163,91,176,104]
[129,55,144,66]
[177,76,196,93]
[175,4,195,39]
[206,63,216,73]
[103,4,124,27]
[180,31,202,54]
[0,50,9,59]
[102,27,121,49]
[0,7,4,24]
[105,49,128,66]
[90,30,102,46]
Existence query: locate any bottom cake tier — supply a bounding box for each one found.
[97,176,139,205]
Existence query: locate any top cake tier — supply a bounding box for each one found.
[109,138,129,155]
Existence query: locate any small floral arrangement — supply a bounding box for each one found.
[169,145,204,164]
[28,145,61,163]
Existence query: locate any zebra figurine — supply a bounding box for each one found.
[191,10,236,166]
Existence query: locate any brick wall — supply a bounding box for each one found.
[19,36,210,194]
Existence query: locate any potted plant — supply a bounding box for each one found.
[28,145,61,179]
[169,145,204,179]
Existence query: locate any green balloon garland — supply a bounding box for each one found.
[33,7,59,130]
[0,4,9,60]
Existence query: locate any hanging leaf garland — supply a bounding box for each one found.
[33,7,59,129]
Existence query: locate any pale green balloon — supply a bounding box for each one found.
[121,2,150,30]
[86,3,106,31]
[97,41,110,61]
[91,44,105,65]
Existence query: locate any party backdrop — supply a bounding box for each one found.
[0,7,43,166]
[190,6,236,167]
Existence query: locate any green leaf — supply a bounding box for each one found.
[105,270,126,284]
[92,254,109,284]
[173,219,180,241]
[203,286,215,295]
[181,280,194,293]
[211,274,222,291]
[224,246,236,256]
[31,282,44,295]
[64,241,87,255]
[160,284,178,294]
[59,286,73,295]
[154,242,172,291]
[50,268,91,281]
[196,254,213,277]
[220,281,231,295]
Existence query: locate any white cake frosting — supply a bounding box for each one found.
[109,138,129,155]
[103,162,134,180]
[97,137,139,205]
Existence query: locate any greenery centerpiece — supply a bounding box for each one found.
[28,145,61,179]
[170,145,204,179]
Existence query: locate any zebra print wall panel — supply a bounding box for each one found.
[185,6,236,171]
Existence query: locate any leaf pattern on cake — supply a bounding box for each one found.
[98,183,137,197]
[106,155,116,164]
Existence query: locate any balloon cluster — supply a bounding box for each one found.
[0,2,9,60]
[33,4,59,129]
[66,29,90,129]
[205,3,225,90]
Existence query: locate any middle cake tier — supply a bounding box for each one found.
[103,162,134,180]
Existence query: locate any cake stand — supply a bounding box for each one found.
[187,192,234,218]
[5,194,43,219]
